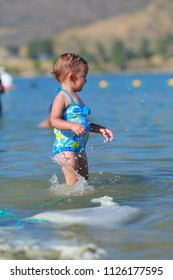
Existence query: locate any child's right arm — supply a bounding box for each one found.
[50,94,71,130]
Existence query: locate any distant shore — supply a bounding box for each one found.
[2,55,173,77]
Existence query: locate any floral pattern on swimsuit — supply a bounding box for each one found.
[53,89,91,155]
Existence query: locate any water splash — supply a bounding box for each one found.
[49,173,94,197]
[50,154,94,197]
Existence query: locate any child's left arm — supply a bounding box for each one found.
[90,122,114,142]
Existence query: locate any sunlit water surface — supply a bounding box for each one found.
[0,73,173,259]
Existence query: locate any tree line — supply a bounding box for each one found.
[5,33,173,73]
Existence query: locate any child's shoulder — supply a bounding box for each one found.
[53,90,66,104]
[56,90,66,99]
[54,90,72,108]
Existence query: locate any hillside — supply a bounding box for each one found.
[0,0,151,46]
[1,0,173,74]
[53,0,173,53]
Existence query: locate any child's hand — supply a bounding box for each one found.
[99,128,114,142]
[71,123,86,136]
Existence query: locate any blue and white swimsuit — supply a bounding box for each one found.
[53,88,91,155]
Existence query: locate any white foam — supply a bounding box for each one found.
[91,196,115,206]
[26,196,142,227]
[56,243,105,260]
[0,234,105,260]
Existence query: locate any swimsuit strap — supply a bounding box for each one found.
[60,88,75,105]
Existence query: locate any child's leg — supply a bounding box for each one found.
[54,151,78,186]
[77,150,89,180]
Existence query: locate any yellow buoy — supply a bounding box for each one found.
[167,78,173,87]
[99,80,108,88]
[132,79,141,87]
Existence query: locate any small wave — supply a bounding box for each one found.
[26,196,142,227]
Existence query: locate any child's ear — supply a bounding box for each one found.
[69,72,77,84]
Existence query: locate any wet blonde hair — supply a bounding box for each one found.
[52,53,87,83]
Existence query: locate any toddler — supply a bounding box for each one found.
[50,53,113,185]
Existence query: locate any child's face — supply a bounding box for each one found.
[74,64,88,92]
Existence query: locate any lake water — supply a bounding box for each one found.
[0,73,173,260]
